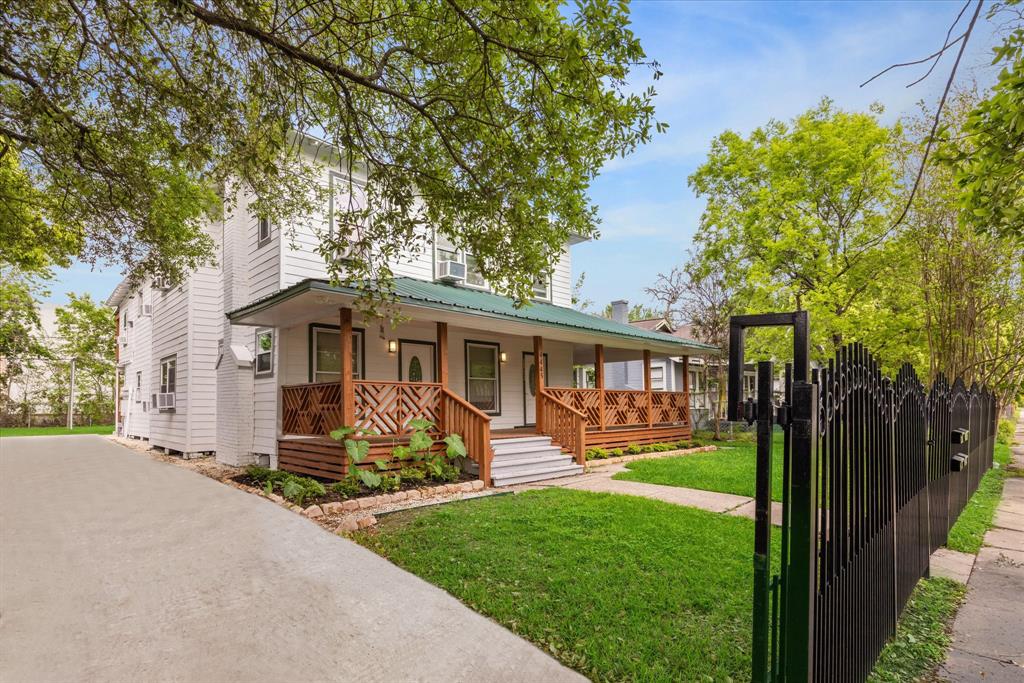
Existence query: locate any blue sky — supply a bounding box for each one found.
[45,0,1001,311]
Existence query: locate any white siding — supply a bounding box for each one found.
[149,279,190,452]
[551,247,573,307]
[186,261,220,453]
[122,287,152,439]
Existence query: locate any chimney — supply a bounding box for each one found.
[610,299,629,324]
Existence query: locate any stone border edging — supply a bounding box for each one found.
[586,444,717,469]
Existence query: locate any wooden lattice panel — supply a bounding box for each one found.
[545,388,602,425]
[604,390,647,427]
[354,381,442,435]
[651,391,688,424]
[282,382,344,436]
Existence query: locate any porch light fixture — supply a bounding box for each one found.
[500,352,508,363]
[388,340,398,354]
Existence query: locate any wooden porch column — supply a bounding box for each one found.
[643,349,653,428]
[436,322,449,388]
[682,355,691,426]
[533,335,545,432]
[339,307,355,427]
[594,344,606,430]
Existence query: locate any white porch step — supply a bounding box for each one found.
[491,435,555,453]
[491,463,585,487]
[485,433,583,486]
[492,444,565,460]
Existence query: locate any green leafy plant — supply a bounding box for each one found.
[399,467,426,485]
[355,469,382,489]
[330,476,362,499]
[280,475,326,507]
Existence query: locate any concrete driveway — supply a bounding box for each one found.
[0,436,584,683]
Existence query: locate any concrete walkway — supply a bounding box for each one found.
[0,435,584,683]
[527,460,977,582]
[942,421,1024,682]
[525,461,786,522]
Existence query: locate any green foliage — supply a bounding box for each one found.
[398,467,426,485]
[443,433,467,459]
[585,440,697,460]
[997,418,1016,445]
[329,476,362,499]
[43,293,117,424]
[939,4,1024,241]
[0,146,78,272]
[355,469,382,490]
[689,98,907,368]
[0,269,48,420]
[278,475,326,507]
[0,424,113,437]
[0,0,660,306]
[869,578,967,682]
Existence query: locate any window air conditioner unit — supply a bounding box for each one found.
[438,260,467,283]
[118,334,128,346]
[156,392,176,410]
[142,304,153,316]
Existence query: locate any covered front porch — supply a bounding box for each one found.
[228,278,717,486]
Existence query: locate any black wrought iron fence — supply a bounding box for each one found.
[728,313,999,683]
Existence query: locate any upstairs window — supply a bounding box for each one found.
[136,294,143,316]
[160,357,176,394]
[258,217,272,247]
[255,329,274,377]
[435,232,486,288]
[532,275,551,301]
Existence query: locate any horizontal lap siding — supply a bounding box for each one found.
[150,281,189,452]
[551,248,573,307]
[123,289,152,438]
[187,261,221,453]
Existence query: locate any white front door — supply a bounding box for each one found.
[398,341,435,382]
[522,352,548,426]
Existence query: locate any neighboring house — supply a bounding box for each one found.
[599,307,761,429]
[107,138,716,486]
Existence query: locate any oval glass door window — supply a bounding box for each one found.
[528,363,536,396]
[408,355,423,382]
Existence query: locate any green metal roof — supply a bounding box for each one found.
[228,277,719,353]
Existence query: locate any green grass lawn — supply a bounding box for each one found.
[869,577,967,682]
[0,424,114,437]
[357,488,777,682]
[945,443,1013,554]
[614,433,785,501]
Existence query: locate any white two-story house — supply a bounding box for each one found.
[108,138,716,486]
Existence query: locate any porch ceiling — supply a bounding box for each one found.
[227,278,720,356]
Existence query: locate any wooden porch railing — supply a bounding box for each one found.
[543,387,690,430]
[280,380,494,485]
[282,380,444,436]
[538,390,587,465]
[440,388,493,485]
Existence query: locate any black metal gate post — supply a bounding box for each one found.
[787,377,817,682]
[752,361,775,682]
[728,311,812,683]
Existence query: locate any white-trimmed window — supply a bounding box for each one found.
[435,232,486,288]
[650,365,665,391]
[135,371,142,400]
[258,217,272,247]
[136,294,143,316]
[311,325,364,382]
[160,356,176,394]
[532,275,551,301]
[466,341,500,414]
[255,329,274,377]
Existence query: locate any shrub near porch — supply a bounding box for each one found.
[357,488,779,681]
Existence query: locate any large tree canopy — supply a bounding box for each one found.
[1,0,660,301]
[688,99,900,360]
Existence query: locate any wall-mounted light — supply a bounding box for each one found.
[500,351,508,363]
[388,340,398,354]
